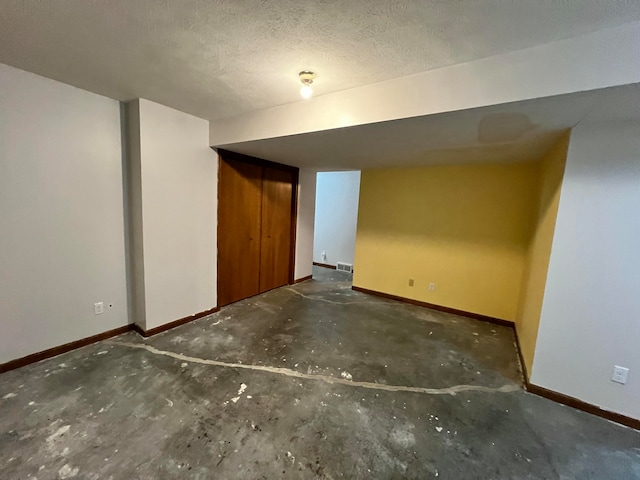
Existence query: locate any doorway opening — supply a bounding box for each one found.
[312,171,361,283]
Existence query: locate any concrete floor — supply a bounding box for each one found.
[1,267,639,479]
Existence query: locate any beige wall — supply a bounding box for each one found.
[353,162,539,321]
[516,134,569,375]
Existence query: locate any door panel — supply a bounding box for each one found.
[217,157,263,306]
[259,167,294,292]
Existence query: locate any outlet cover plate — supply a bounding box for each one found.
[611,366,629,384]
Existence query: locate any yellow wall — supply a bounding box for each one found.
[516,134,570,375]
[353,161,540,321]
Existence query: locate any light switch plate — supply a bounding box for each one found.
[94,302,104,315]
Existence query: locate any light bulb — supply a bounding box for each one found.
[300,84,313,99]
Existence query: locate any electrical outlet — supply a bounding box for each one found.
[408,279,414,287]
[321,250,327,261]
[94,302,104,315]
[429,282,436,292]
[611,366,629,385]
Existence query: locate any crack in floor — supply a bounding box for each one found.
[108,341,521,396]
[283,287,372,305]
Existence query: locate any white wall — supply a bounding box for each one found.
[128,99,217,331]
[0,63,128,363]
[294,169,317,280]
[313,171,361,267]
[531,121,640,420]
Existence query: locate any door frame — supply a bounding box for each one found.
[215,149,299,299]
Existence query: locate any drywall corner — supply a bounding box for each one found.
[515,132,570,376]
[531,120,640,420]
[124,99,147,330]
[136,99,217,331]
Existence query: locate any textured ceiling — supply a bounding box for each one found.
[217,84,640,170]
[1,1,640,121]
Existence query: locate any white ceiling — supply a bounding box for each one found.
[1,1,639,121]
[217,84,640,170]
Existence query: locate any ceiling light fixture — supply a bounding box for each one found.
[299,71,316,99]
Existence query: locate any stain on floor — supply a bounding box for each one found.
[1,267,639,479]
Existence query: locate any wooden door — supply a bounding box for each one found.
[259,166,294,292]
[217,157,263,306]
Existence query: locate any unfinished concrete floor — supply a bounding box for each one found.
[1,267,639,479]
